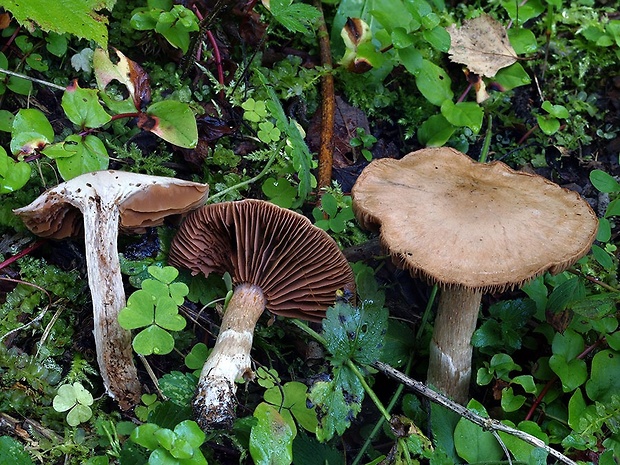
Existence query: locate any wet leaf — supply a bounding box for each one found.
[447,14,518,78]
[322,301,388,366]
[585,350,620,403]
[49,134,109,180]
[454,399,504,462]
[250,402,294,465]
[0,436,34,465]
[264,381,318,433]
[133,325,175,355]
[10,109,54,155]
[93,48,151,109]
[154,296,186,331]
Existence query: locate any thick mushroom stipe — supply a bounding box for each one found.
[169,199,355,429]
[352,148,598,403]
[14,170,209,409]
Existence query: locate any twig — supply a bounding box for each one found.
[373,361,579,465]
[314,0,335,191]
[0,67,65,91]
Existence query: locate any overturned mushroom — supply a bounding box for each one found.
[352,147,598,403]
[168,199,355,430]
[14,170,209,409]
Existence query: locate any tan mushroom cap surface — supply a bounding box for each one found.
[352,147,598,292]
[15,170,210,238]
[169,199,356,321]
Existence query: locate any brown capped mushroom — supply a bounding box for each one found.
[13,170,209,409]
[168,199,355,430]
[352,147,598,403]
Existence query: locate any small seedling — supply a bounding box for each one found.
[53,382,94,427]
[130,419,207,465]
[118,265,188,355]
[349,127,377,161]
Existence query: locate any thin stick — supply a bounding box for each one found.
[373,361,579,465]
[0,68,65,91]
[314,0,335,190]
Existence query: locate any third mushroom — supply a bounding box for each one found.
[168,199,355,430]
[352,147,598,404]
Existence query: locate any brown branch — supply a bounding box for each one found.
[314,0,335,191]
[374,361,579,465]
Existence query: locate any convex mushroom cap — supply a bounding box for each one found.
[352,147,598,403]
[352,147,598,292]
[14,170,209,409]
[169,199,355,429]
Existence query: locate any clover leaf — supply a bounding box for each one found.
[53,382,94,427]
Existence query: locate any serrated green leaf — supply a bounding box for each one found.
[250,403,294,465]
[270,0,320,35]
[322,301,388,366]
[308,365,363,442]
[132,325,175,355]
[62,81,111,128]
[159,371,196,406]
[1,0,113,48]
[145,100,198,148]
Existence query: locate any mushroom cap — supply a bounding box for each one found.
[352,147,598,292]
[168,199,356,321]
[13,170,209,238]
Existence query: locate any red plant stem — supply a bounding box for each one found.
[0,240,45,271]
[524,338,605,421]
[1,24,20,53]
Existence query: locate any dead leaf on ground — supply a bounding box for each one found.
[447,14,517,78]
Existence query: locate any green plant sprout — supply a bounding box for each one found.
[536,100,570,136]
[130,419,207,465]
[349,127,377,162]
[118,266,188,356]
[130,0,199,54]
[53,382,94,427]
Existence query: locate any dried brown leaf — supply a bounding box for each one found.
[447,15,517,78]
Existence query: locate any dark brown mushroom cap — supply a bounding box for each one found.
[168,199,356,321]
[352,147,599,292]
[13,170,209,238]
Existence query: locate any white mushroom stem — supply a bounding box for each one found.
[427,287,482,405]
[81,197,141,410]
[194,283,266,430]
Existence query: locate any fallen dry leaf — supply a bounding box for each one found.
[447,14,517,78]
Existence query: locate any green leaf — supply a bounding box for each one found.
[48,134,109,180]
[541,100,569,119]
[131,423,161,450]
[493,63,531,91]
[546,277,585,314]
[119,290,156,330]
[500,387,525,412]
[53,384,79,412]
[262,177,297,208]
[0,436,35,465]
[250,403,294,465]
[308,364,363,442]
[549,354,587,392]
[440,101,483,133]
[185,342,209,370]
[174,420,206,449]
[605,198,620,217]
[501,0,544,24]
[66,404,93,426]
[586,349,620,403]
[1,0,114,48]
[590,169,620,193]
[536,115,560,135]
[322,301,388,366]
[62,81,112,128]
[498,421,548,464]
[154,296,186,331]
[423,26,451,52]
[159,371,197,406]
[380,319,416,368]
[417,114,455,146]
[454,399,504,463]
[413,59,453,106]
[144,100,198,148]
[506,28,538,54]
[269,0,320,35]
[11,108,55,155]
[0,146,31,194]
[264,381,318,433]
[132,325,175,355]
